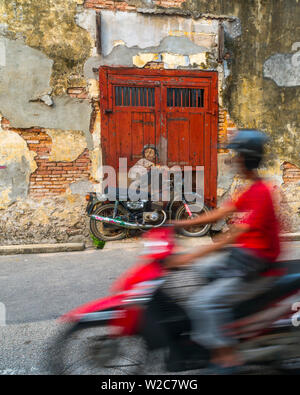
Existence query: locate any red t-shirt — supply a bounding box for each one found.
[230,180,281,262]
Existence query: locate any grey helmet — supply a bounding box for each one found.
[226,129,269,158]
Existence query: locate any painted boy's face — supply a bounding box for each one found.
[144,148,156,162]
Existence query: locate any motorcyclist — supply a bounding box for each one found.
[165,129,281,370]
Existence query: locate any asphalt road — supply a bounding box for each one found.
[0,242,299,375]
[0,248,137,324]
[0,247,138,375]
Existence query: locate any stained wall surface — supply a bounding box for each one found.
[0,0,299,244]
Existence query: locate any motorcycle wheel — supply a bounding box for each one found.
[90,203,128,241]
[270,329,300,375]
[276,358,300,375]
[175,204,211,237]
[48,323,148,375]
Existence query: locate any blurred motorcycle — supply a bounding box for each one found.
[48,227,300,375]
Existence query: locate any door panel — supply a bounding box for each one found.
[165,112,206,167]
[106,80,158,170]
[143,113,156,148]
[107,111,157,170]
[131,112,156,166]
[100,67,218,207]
[189,112,205,166]
[166,115,190,166]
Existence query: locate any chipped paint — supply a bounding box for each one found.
[113,40,125,47]
[90,110,102,182]
[263,49,300,87]
[133,52,209,69]
[168,31,217,48]
[87,78,100,99]
[0,130,36,171]
[0,188,11,210]
[46,129,87,162]
[0,37,93,141]
[0,0,91,95]
[0,121,37,208]
[189,53,208,66]
[161,53,190,68]
[90,148,102,183]
[99,10,219,57]
[133,53,160,68]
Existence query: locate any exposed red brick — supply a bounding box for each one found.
[282,162,300,184]
[84,0,184,11]
[13,129,91,198]
[67,87,89,99]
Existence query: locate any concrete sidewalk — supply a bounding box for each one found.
[0,243,85,256]
[0,236,212,255]
[0,232,299,255]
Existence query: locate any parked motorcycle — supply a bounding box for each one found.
[86,187,211,241]
[48,227,300,375]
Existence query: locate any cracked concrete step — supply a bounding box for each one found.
[0,243,85,255]
[280,233,300,242]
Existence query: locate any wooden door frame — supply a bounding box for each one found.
[99,66,218,207]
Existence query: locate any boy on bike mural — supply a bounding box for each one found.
[128,145,164,200]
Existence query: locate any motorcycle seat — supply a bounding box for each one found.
[233,273,300,320]
[103,186,130,200]
[104,186,152,201]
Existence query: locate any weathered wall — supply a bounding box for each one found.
[0,0,299,245]
[82,0,300,231]
[187,0,300,230]
[0,1,100,244]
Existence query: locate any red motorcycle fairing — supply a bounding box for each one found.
[59,258,165,330]
[59,293,126,324]
[110,258,165,294]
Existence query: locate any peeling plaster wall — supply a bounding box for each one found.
[0,0,92,95]
[46,129,87,162]
[100,10,218,56]
[264,50,300,87]
[0,0,299,245]
[0,121,37,209]
[0,38,93,144]
[152,0,300,232]
[83,10,229,77]
[192,0,300,169]
[0,0,98,245]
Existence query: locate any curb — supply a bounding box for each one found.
[0,233,298,256]
[280,233,300,242]
[0,243,85,256]
[98,235,213,251]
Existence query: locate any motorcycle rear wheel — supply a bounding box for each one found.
[276,358,300,375]
[48,323,147,375]
[175,204,211,237]
[90,203,128,241]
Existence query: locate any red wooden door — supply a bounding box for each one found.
[100,75,161,170]
[99,67,218,207]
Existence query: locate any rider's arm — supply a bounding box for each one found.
[165,223,249,269]
[171,203,236,228]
